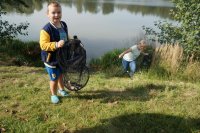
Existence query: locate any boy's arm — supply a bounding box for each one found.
[141,52,149,56]
[119,48,132,58]
[40,30,57,51]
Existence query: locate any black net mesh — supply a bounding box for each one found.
[57,36,89,91]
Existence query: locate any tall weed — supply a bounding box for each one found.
[151,44,183,74]
[149,43,200,82]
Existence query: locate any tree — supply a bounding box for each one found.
[143,0,200,59]
[0,9,29,42]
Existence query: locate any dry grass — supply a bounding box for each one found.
[183,61,200,80]
[151,43,183,73]
[149,43,200,81]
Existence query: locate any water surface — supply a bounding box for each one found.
[1,0,174,60]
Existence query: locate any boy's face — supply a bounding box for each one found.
[139,41,146,51]
[139,44,145,51]
[47,4,62,24]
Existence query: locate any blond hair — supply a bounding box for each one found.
[47,1,61,12]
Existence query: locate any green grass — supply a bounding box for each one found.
[0,40,42,67]
[0,66,200,133]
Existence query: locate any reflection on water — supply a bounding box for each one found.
[0,0,174,60]
[1,0,173,18]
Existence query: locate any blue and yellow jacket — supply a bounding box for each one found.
[39,21,69,66]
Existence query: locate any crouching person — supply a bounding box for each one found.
[118,40,147,79]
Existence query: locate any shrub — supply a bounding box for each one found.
[0,9,29,41]
[89,49,123,71]
[143,0,200,59]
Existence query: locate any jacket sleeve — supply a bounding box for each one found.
[40,30,56,51]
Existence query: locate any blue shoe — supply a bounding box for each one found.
[51,95,59,104]
[58,89,69,97]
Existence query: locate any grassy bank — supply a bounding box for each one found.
[90,44,200,82]
[0,66,200,133]
[0,40,42,67]
[0,40,200,132]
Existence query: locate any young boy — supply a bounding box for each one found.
[118,40,147,79]
[40,1,69,104]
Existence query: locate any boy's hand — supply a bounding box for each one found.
[119,53,123,58]
[57,40,65,48]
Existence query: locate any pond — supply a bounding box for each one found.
[1,0,174,60]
